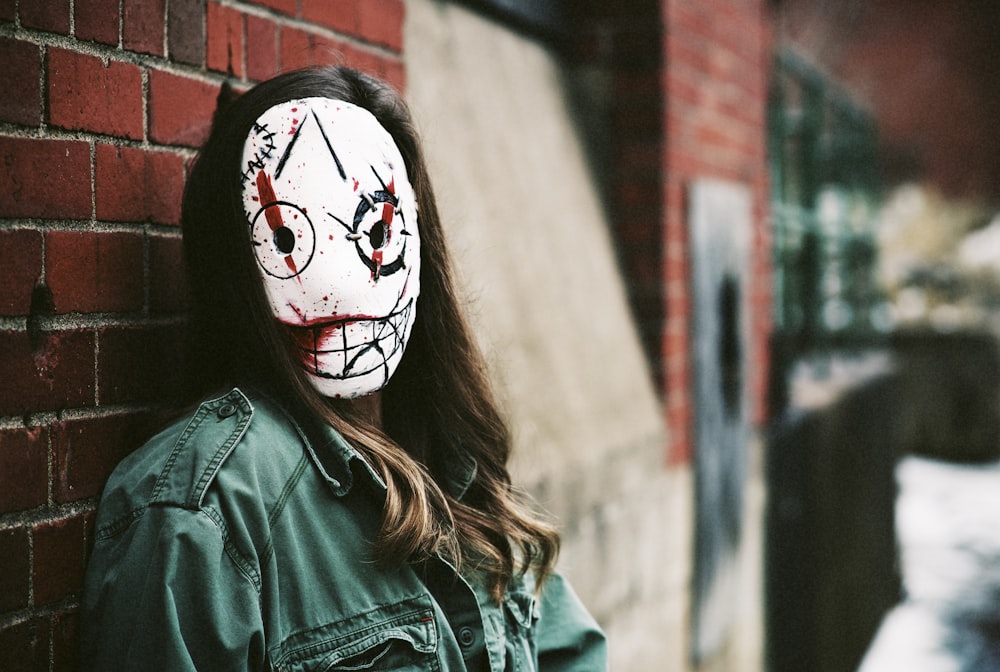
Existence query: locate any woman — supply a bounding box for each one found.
[81,66,607,671]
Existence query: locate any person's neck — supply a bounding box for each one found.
[346,390,384,430]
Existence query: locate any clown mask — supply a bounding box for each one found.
[239,98,420,399]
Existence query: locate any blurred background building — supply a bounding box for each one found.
[2,0,1000,670]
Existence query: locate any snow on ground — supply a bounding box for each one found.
[859,456,1000,671]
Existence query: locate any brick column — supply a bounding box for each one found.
[0,2,405,668]
[663,0,773,462]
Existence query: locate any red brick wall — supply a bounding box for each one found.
[662,0,773,462]
[0,1,403,667]
[571,0,666,393]
[567,0,772,464]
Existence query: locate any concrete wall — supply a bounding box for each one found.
[403,2,691,669]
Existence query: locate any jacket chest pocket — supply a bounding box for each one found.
[271,597,440,672]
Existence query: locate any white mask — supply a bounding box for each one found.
[239,98,420,399]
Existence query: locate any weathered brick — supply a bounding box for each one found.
[149,234,187,313]
[301,0,355,34]
[381,57,405,93]
[0,616,49,672]
[123,0,166,56]
[0,0,13,20]
[96,144,185,224]
[33,515,87,605]
[47,48,143,139]
[357,0,404,52]
[246,14,279,82]
[53,413,149,503]
[323,38,377,73]
[167,0,206,66]
[0,427,48,514]
[0,38,42,126]
[82,513,96,568]
[0,330,96,416]
[75,0,120,45]
[52,609,80,672]
[247,0,296,16]
[148,69,219,148]
[0,137,92,220]
[0,230,43,316]
[98,324,185,404]
[0,526,31,612]
[280,25,312,72]
[206,1,244,78]
[45,230,144,314]
[20,0,71,35]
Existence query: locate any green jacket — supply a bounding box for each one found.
[81,388,607,671]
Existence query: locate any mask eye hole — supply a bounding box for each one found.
[274,226,296,254]
[368,221,389,249]
[250,202,315,279]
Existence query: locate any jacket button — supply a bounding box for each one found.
[458,626,476,647]
[217,403,237,419]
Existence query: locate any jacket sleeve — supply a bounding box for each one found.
[80,505,265,672]
[535,573,608,671]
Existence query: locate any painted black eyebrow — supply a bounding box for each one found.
[313,109,347,180]
[327,211,353,234]
[274,113,309,179]
[370,165,388,190]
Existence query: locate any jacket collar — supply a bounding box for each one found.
[294,407,478,501]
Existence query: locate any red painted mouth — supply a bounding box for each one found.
[281,298,413,380]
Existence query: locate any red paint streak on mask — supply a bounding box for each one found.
[371,179,395,280]
[381,177,396,242]
[256,171,281,231]
[256,171,298,276]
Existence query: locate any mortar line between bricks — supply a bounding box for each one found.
[45,410,54,508]
[26,517,34,610]
[89,141,97,222]
[140,67,150,143]
[116,0,124,48]
[0,313,185,332]
[93,325,100,406]
[0,499,98,531]
[0,316,28,330]
[0,402,164,430]
[0,595,83,634]
[0,125,203,158]
[0,219,187,236]
[241,6,249,84]
[161,0,169,59]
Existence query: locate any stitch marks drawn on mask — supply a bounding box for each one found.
[241,122,277,185]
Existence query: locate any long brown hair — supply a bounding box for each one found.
[181,66,558,598]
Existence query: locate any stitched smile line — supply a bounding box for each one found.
[283,298,413,381]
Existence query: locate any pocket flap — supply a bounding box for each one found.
[270,595,438,672]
